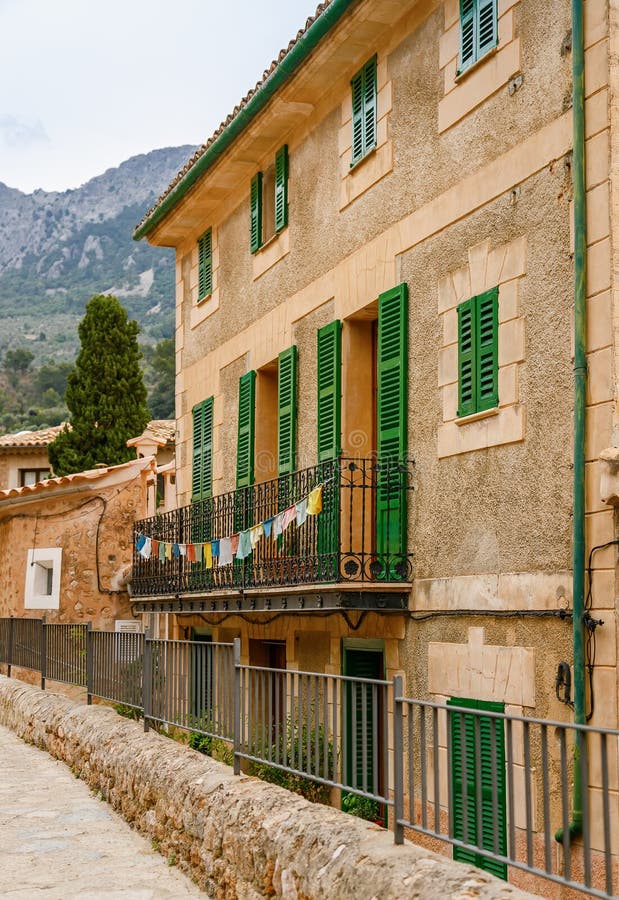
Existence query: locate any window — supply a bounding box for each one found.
[197,228,213,301]
[351,56,377,167]
[447,697,507,880]
[191,397,213,501]
[317,321,342,463]
[250,145,288,253]
[457,287,498,418]
[236,371,256,489]
[277,346,298,477]
[24,548,62,610]
[19,469,50,487]
[459,0,498,73]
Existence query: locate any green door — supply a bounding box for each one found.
[190,630,213,728]
[342,646,384,822]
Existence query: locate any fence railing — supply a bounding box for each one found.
[1,617,618,899]
[131,457,414,597]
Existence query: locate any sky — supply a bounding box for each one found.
[0,0,321,194]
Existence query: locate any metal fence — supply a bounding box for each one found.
[1,617,618,899]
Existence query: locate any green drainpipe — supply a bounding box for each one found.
[556,0,586,844]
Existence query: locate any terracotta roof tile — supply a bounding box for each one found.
[0,456,154,504]
[0,425,65,450]
[135,1,333,235]
[127,419,175,448]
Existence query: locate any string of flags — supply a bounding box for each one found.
[135,484,323,567]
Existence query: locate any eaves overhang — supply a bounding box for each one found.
[133,0,362,244]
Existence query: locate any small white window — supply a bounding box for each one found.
[24,548,62,610]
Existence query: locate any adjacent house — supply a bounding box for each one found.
[0,425,63,490]
[127,419,176,515]
[131,0,618,885]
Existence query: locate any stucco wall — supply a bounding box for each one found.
[0,677,537,900]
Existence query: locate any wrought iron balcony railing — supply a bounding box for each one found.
[131,457,414,598]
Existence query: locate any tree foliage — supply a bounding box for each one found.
[48,295,150,475]
[145,337,174,418]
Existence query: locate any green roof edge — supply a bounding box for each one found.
[133,0,360,242]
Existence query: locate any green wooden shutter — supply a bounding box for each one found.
[457,298,476,417]
[476,287,499,411]
[351,57,377,165]
[236,371,256,489]
[343,648,383,795]
[317,320,342,463]
[274,145,289,233]
[250,172,263,253]
[278,346,298,477]
[198,228,212,300]
[351,69,364,165]
[376,284,407,561]
[191,397,213,502]
[448,698,507,880]
[477,0,498,58]
[362,57,377,156]
[459,0,476,71]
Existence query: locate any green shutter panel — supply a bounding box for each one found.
[191,398,213,501]
[459,0,476,71]
[457,298,476,417]
[198,229,213,300]
[317,320,342,462]
[278,345,298,476]
[448,698,507,880]
[351,69,364,165]
[478,703,508,880]
[236,371,256,489]
[477,0,498,57]
[376,283,408,561]
[448,698,479,866]
[343,649,383,795]
[274,145,289,233]
[362,57,377,156]
[250,172,263,253]
[476,288,499,411]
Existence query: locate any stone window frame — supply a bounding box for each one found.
[437,236,526,458]
[24,547,62,611]
[438,0,522,133]
[190,226,221,329]
[338,54,393,211]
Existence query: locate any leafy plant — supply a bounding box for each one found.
[341,792,381,822]
[248,720,333,805]
[113,703,142,721]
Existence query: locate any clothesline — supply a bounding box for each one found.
[134,483,323,567]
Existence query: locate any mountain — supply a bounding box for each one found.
[0,146,196,364]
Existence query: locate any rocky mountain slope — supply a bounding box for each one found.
[0,146,196,363]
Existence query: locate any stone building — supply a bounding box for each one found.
[130,0,618,887]
[0,457,153,627]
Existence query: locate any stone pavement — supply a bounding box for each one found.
[0,723,203,899]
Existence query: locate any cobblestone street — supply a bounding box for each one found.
[0,723,203,898]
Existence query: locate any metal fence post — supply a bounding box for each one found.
[233,637,241,775]
[143,628,152,732]
[40,616,47,691]
[7,615,14,678]
[86,622,93,705]
[393,674,404,845]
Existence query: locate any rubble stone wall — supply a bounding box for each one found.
[0,676,536,900]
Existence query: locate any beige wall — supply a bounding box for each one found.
[145,0,617,732]
[0,449,51,491]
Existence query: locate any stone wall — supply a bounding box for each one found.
[0,676,536,900]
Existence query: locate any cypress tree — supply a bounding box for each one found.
[49,294,150,475]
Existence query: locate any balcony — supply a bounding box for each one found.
[131,457,414,614]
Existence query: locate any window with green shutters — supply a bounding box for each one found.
[236,371,256,489]
[317,321,342,463]
[250,145,289,253]
[457,287,498,418]
[197,228,213,301]
[447,697,507,880]
[191,397,213,502]
[459,0,498,73]
[277,346,298,477]
[376,284,407,561]
[351,56,377,166]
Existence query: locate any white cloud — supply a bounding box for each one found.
[0,115,49,149]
